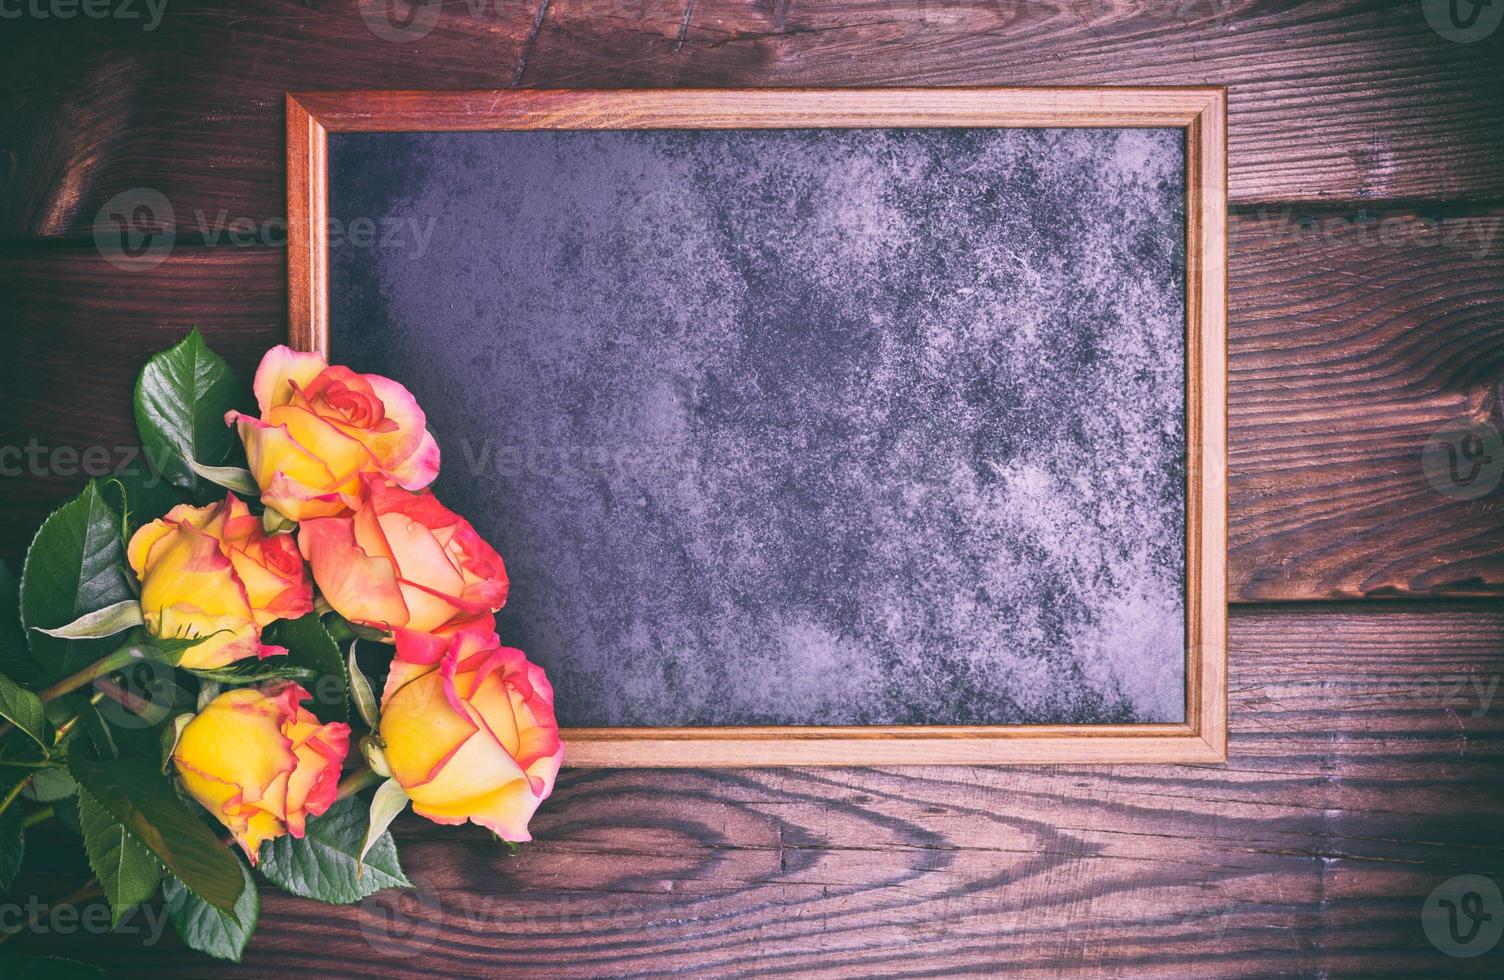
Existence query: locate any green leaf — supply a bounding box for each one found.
[261,507,296,533]
[133,328,242,492]
[321,611,387,643]
[187,661,317,686]
[20,483,135,683]
[0,954,107,979]
[27,766,77,803]
[348,643,378,729]
[163,858,258,963]
[258,795,410,904]
[146,631,215,664]
[359,736,391,778]
[68,755,243,914]
[80,703,121,760]
[100,465,190,543]
[30,599,143,640]
[78,789,163,926]
[160,712,194,771]
[360,778,408,868]
[0,673,50,752]
[186,461,259,496]
[321,613,356,643]
[268,613,347,724]
[0,561,41,687]
[54,794,82,834]
[44,693,86,727]
[0,796,23,889]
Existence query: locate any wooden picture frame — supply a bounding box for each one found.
[287,88,1227,767]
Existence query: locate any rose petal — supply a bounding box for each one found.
[268,403,376,489]
[387,427,441,491]
[253,346,328,414]
[299,516,409,631]
[231,414,347,509]
[263,472,350,522]
[282,717,351,838]
[381,670,481,790]
[354,372,430,469]
[384,628,450,703]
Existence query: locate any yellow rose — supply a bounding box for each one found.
[380,629,562,841]
[126,493,312,669]
[226,346,440,522]
[173,682,350,862]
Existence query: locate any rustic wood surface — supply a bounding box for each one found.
[2,0,1503,975]
[13,604,1504,976]
[2,0,1503,241]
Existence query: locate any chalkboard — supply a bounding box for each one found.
[290,89,1228,765]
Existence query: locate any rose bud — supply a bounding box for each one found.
[298,477,508,635]
[173,682,350,862]
[225,345,440,522]
[127,493,312,669]
[380,629,562,842]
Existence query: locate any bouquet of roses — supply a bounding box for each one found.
[0,331,562,966]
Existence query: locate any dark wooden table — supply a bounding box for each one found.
[2,2,1502,975]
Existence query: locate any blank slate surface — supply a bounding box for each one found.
[328,127,1188,727]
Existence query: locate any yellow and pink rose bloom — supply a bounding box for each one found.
[227,345,440,522]
[126,493,311,669]
[298,476,508,636]
[379,629,562,842]
[172,682,350,862]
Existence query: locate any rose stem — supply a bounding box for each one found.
[336,767,382,800]
[35,643,151,703]
[0,644,147,740]
[22,805,54,828]
[0,693,105,821]
[0,778,29,820]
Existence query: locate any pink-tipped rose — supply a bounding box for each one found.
[298,477,508,635]
[173,682,350,862]
[127,493,312,668]
[380,629,562,841]
[226,345,440,522]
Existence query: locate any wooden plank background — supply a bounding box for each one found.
[1,0,1501,974]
